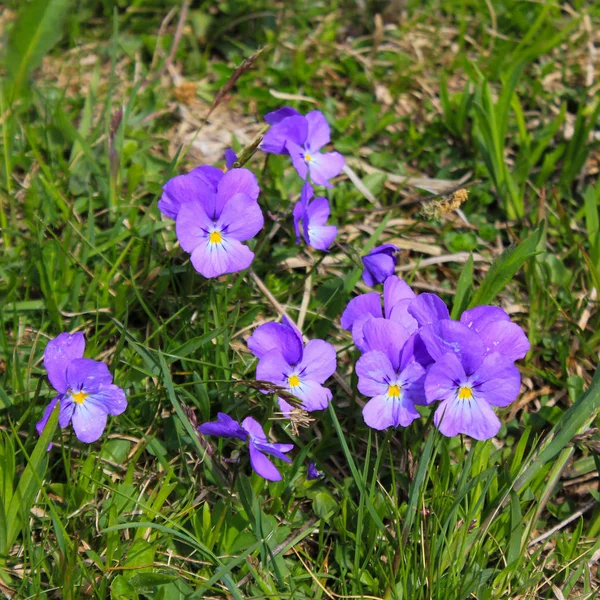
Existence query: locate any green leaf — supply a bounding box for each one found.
[470,222,545,307]
[451,253,474,319]
[3,0,72,100]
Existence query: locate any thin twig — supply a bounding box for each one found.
[528,499,597,547]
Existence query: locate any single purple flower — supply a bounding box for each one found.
[341,276,417,352]
[293,182,337,251]
[36,333,127,444]
[362,244,399,287]
[262,107,344,188]
[421,321,521,440]
[225,149,237,170]
[249,317,337,414]
[175,168,264,278]
[356,318,426,430]
[307,462,324,480]
[198,413,294,481]
[459,306,530,361]
[158,165,225,220]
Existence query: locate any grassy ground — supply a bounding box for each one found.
[1,0,600,598]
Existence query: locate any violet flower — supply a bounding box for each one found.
[362,244,399,287]
[341,275,418,352]
[198,413,294,481]
[421,321,521,440]
[293,182,337,251]
[174,168,264,278]
[248,316,337,414]
[307,462,324,480]
[356,318,426,430]
[262,107,344,187]
[36,332,127,444]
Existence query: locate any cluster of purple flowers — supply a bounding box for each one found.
[158,106,344,279]
[341,275,529,440]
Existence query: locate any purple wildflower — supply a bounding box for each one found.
[356,318,426,430]
[36,333,127,444]
[158,165,224,220]
[248,316,337,414]
[341,275,418,352]
[262,107,344,188]
[362,244,399,287]
[174,168,264,278]
[307,462,324,480]
[293,182,337,251]
[198,413,294,481]
[421,321,521,440]
[225,149,237,170]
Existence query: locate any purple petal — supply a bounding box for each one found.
[398,359,427,405]
[305,111,330,152]
[248,321,304,366]
[277,396,295,416]
[480,320,530,361]
[264,106,301,125]
[286,140,309,180]
[383,276,416,317]
[71,401,108,443]
[306,196,331,227]
[307,224,337,251]
[297,339,336,384]
[175,200,213,253]
[36,396,60,436]
[254,440,294,462]
[256,350,293,385]
[43,332,85,394]
[199,412,248,440]
[356,350,396,397]
[249,442,282,481]
[190,237,254,278]
[472,352,521,407]
[65,359,113,394]
[408,294,450,327]
[362,253,396,287]
[88,384,127,416]
[241,416,267,442]
[424,352,466,405]
[292,200,303,243]
[58,397,76,428]
[340,293,382,331]
[216,168,260,204]
[225,149,237,170]
[349,313,375,353]
[362,394,420,430]
[459,305,510,332]
[434,396,501,441]
[217,193,264,241]
[262,115,308,155]
[290,380,332,411]
[402,330,434,369]
[307,462,324,480]
[361,318,411,371]
[388,299,419,334]
[159,168,221,220]
[308,151,344,188]
[419,321,485,375]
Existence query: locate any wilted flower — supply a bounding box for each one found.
[307,462,324,480]
[356,319,426,430]
[174,168,264,278]
[262,107,344,187]
[249,316,337,414]
[293,182,337,251]
[421,321,521,440]
[224,148,237,170]
[198,413,294,481]
[36,332,127,444]
[361,244,399,287]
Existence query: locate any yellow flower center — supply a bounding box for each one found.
[458,386,473,400]
[209,231,222,244]
[288,375,300,388]
[71,390,88,404]
[388,384,401,398]
[305,153,313,163]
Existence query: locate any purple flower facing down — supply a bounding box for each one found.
[293,182,337,251]
[459,306,530,361]
[36,333,127,444]
[262,107,344,188]
[198,413,294,481]
[224,149,237,170]
[307,462,324,480]
[422,321,521,440]
[362,244,399,287]
[250,317,337,414]
[341,276,417,352]
[356,319,426,430]
[175,168,264,278]
[158,165,224,220]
